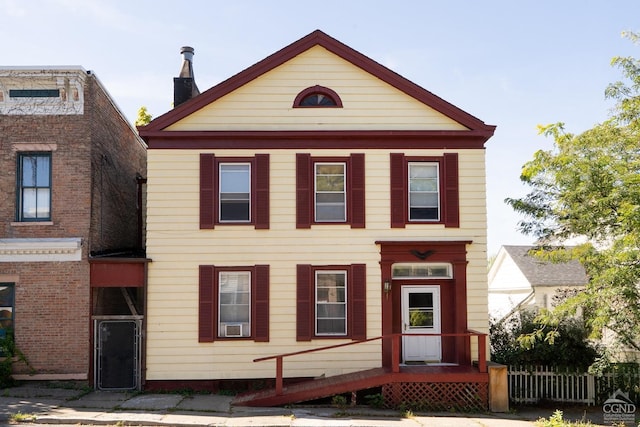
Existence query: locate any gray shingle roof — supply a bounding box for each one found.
[503,245,588,287]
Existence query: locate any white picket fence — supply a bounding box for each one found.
[508,365,640,405]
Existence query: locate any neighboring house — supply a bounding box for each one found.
[0,67,147,389]
[139,31,497,408]
[488,245,588,321]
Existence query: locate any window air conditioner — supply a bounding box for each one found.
[224,324,243,337]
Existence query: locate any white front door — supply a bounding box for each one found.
[401,285,441,363]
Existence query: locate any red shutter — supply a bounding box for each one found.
[253,265,270,342]
[296,154,312,229]
[296,264,312,341]
[255,154,270,229]
[390,153,406,228]
[350,154,365,228]
[200,154,216,229]
[350,264,367,340]
[198,265,216,342]
[443,153,460,228]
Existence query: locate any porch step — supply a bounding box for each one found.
[232,367,391,407]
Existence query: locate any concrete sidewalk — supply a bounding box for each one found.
[0,383,609,426]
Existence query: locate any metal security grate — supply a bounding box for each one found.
[95,319,141,391]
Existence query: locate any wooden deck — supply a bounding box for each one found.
[232,364,488,407]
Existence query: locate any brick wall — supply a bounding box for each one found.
[1,262,89,375]
[86,76,147,253]
[0,70,147,378]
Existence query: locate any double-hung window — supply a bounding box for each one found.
[296,264,366,341]
[408,162,439,221]
[390,153,459,228]
[218,271,251,337]
[315,271,347,335]
[198,265,269,342]
[315,163,346,222]
[219,163,250,222]
[199,154,269,229]
[296,154,365,228]
[17,153,51,221]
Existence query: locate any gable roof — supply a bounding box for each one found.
[141,30,495,138]
[502,245,589,287]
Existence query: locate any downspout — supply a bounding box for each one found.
[136,174,147,251]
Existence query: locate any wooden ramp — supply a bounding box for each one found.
[232,365,489,408]
[232,367,391,407]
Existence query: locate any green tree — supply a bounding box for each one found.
[490,310,598,370]
[505,32,640,356]
[135,106,152,127]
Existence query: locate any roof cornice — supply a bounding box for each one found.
[140,30,496,138]
[144,129,491,150]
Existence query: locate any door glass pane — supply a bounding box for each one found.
[408,292,434,328]
[409,293,433,308]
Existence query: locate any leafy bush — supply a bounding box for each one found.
[490,310,599,370]
[0,332,32,388]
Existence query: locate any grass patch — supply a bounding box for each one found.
[9,411,36,422]
[535,410,594,426]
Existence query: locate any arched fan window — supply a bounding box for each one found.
[293,85,342,108]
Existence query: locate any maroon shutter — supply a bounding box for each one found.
[296,154,312,228]
[254,154,270,229]
[350,154,365,228]
[296,264,312,341]
[350,264,367,340]
[253,265,270,342]
[390,153,406,228]
[198,265,216,342]
[200,154,216,229]
[443,153,460,228]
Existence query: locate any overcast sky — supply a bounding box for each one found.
[2,0,638,255]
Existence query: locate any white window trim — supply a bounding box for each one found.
[217,271,251,338]
[315,270,347,336]
[218,162,251,223]
[314,162,346,223]
[408,162,440,222]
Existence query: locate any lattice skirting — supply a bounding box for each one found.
[382,381,488,411]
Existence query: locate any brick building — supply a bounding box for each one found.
[0,67,147,386]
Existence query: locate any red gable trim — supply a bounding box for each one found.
[139,30,495,137]
[144,130,491,150]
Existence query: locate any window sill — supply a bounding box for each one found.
[11,221,54,227]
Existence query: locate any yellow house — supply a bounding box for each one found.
[139,30,496,409]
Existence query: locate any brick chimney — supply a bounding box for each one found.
[173,46,200,107]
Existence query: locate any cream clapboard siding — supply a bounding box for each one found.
[145,148,488,380]
[165,45,469,132]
